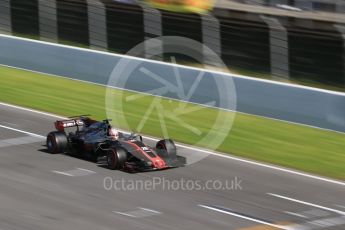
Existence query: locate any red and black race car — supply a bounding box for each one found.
[46,116,185,171]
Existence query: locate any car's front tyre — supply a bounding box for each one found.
[156,139,177,159]
[107,147,127,170]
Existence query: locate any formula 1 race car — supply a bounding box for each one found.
[46,116,185,171]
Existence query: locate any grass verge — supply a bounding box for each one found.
[0,65,344,180]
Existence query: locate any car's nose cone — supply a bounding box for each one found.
[153,159,167,169]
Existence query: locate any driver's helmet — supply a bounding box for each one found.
[109,128,119,140]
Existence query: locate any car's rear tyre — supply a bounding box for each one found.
[107,147,127,170]
[156,139,177,158]
[46,131,68,154]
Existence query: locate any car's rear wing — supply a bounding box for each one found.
[54,119,84,132]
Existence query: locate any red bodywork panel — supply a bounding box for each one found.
[125,141,168,170]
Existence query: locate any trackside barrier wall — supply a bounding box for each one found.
[0,35,344,133]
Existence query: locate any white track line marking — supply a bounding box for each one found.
[284,211,307,218]
[138,207,162,214]
[52,168,96,177]
[268,193,345,216]
[198,205,292,230]
[0,102,65,119]
[0,124,45,139]
[1,102,345,187]
[113,207,161,218]
[52,170,74,177]
[112,211,137,218]
[76,168,96,173]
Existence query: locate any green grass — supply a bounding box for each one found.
[1,65,345,180]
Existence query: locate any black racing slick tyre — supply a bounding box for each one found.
[46,131,68,154]
[107,147,127,170]
[156,139,177,158]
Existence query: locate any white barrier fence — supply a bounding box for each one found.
[0,35,344,133]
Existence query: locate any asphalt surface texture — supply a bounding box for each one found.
[0,103,344,230]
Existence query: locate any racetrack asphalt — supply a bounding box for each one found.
[0,103,344,230]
